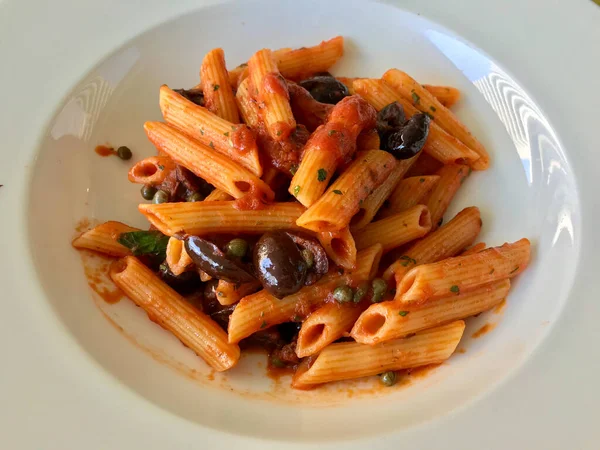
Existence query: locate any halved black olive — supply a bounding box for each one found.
[253,231,307,298]
[384,113,431,160]
[158,262,200,295]
[174,88,205,106]
[299,76,349,105]
[376,102,406,138]
[184,236,255,283]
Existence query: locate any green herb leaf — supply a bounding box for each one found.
[270,357,285,368]
[430,106,436,112]
[317,168,327,182]
[333,190,343,195]
[118,231,169,258]
[411,91,420,105]
[398,311,409,316]
[209,141,215,149]
[290,163,299,176]
[450,285,460,294]
[425,111,434,120]
[399,255,417,267]
[510,266,520,274]
[224,131,230,137]
[328,129,337,136]
[419,178,425,183]
[213,84,220,91]
[489,268,495,275]
[157,164,165,170]
[260,320,268,329]
[293,185,301,196]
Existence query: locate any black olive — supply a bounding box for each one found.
[184,236,255,283]
[253,231,308,298]
[174,88,205,106]
[376,102,406,138]
[299,76,349,105]
[313,71,334,77]
[384,113,431,160]
[158,262,200,295]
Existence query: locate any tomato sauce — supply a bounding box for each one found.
[94,145,117,157]
[472,323,497,338]
[231,125,256,154]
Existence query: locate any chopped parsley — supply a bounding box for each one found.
[290,163,299,175]
[209,141,215,149]
[450,285,460,294]
[224,131,230,137]
[430,106,436,112]
[328,129,337,136]
[157,164,165,170]
[425,111,434,120]
[260,320,268,329]
[292,314,301,322]
[489,268,495,275]
[317,168,327,182]
[399,255,417,267]
[276,130,282,136]
[199,128,204,135]
[213,84,220,91]
[293,185,301,196]
[333,189,343,195]
[411,91,420,105]
[217,291,224,297]
[419,178,425,183]
[510,266,520,274]
[398,311,409,317]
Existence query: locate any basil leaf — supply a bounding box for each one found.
[118,231,169,258]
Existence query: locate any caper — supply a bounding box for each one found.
[333,285,353,303]
[187,192,204,202]
[152,190,169,204]
[116,146,132,160]
[371,278,388,303]
[380,371,397,387]
[352,281,370,303]
[225,238,249,259]
[141,185,157,200]
[301,249,315,269]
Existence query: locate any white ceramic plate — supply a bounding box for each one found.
[1,0,599,448]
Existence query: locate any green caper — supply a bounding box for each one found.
[225,238,249,258]
[152,190,169,204]
[352,281,370,303]
[270,356,286,368]
[187,192,204,202]
[301,249,314,269]
[116,146,132,160]
[380,371,397,387]
[371,278,388,303]
[140,185,157,200]
[333,285,353,303]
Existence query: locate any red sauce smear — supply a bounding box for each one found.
[493,299,507,314]
[472,323,497,338]
[230,125,256,154]
[263,72,289,99]
[94,145,117,157]
[288,83,333,131]
[80,250,124,304]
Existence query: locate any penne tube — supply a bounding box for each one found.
[72,221,139,257]
[235,77,260,127]
[198,269,213,282]
[383,207,482,289]
[204,189,234,202]
[352,79,481,167]
[296,150,396,232]
[425,164,470,230]
[356,128,380,151]
[423,85,461,108]
[350,154,419,230]
[382,70,489,170]
[200,48,240,123]
[397,239,530,305]
[289,96,377,207]
[351,279,509,344]
[144,121,273,201]
[159,86,262,176]
[295,302,364,358]
[292,320,465,388]
[138,201,305,237]
[461,242,487,256]
[228,244,382,344]
[354,205,432,252]
[248,48,296,140]
[215,280,261,306]
[336,76,358,95]
[379,175,440,218]
[404,152,444,177]
[128,156,177,185]
[111,256,240,371]
[317,227,357,270]
[166,237,194,276]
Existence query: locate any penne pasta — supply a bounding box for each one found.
[352,78,481,167]
[235,77,261,127]
[204,189,234,202]
[292,320,465,388]
[159,86,262,176]
[72,221,139,257]
[111,256,240,371]
[356,128,380,151]
[200,48,240,123]
[289,96,377,207]
[128,156,177,186]
[317,227,357,270]
[404,152,444,177]
[165,237,194,276]
[215,280,262,306]
[144,121,273,201]
[350,154,419,230]
[228,244,382,344]
[138,201,305,237]
[351,279,509,344]
[383,207,482,291]
[461,242,487,256]
[198,269,213,282]
[354,205,432,252]
[248,48,296,140]
[396,239,530,305]
[379,175,440,218]
[425,164,470,230]
[296,150,396,232]
[423,85,461,108]
[295,302,364,358]
[382,69,489,170]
